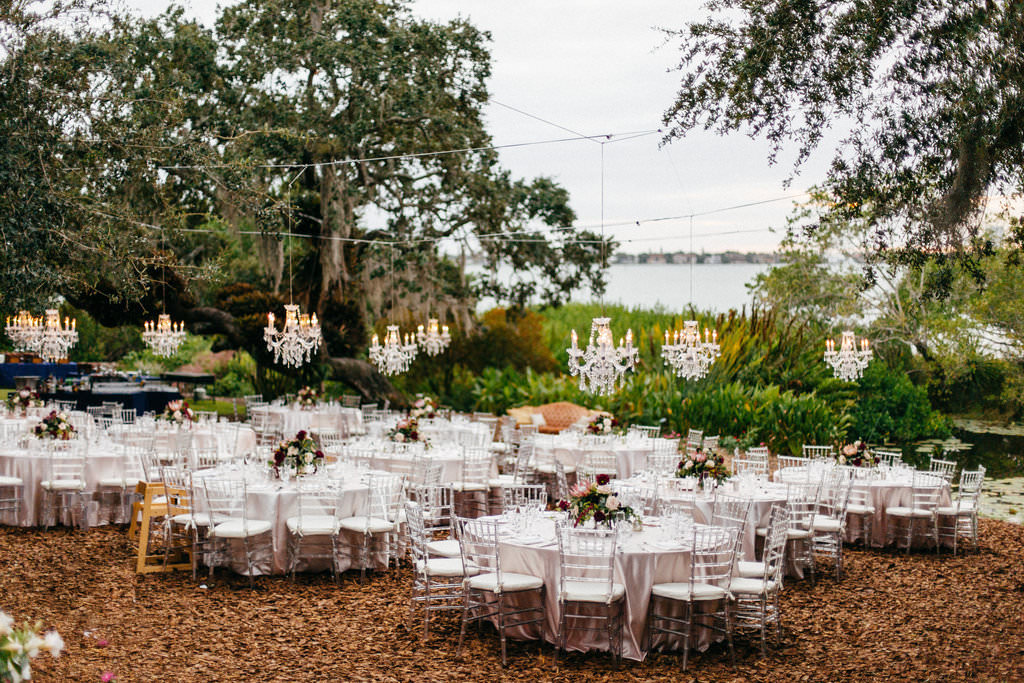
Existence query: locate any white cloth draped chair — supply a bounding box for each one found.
[647,525,738,669]
[554,526,625,667]
[937,467,985,554]
[457,516,545,666]
[731,504,789,656]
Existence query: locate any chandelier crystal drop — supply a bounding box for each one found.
[264,304,322,368]
[416,318,451,356]
[824,330,872,382]
[369,325,418,376]
[662,320,720,381]
[567,317,638,395]
[4,310,42,352]
[34,309,78,362]
[142,313,186,358]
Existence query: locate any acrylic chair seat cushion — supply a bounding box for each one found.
[98,476,141,489]
[728,576,778,596]
[885,506,935,519]
[286,514,341,535]
[560,579,625,603]
[339,515,395,534]
[533,463,576,475]
[936,503,976,516]
[651,581,730,602]
[0,475,24,486]
[846,503,876,515]
[466,571,544,594]
[40,479,86,491]
[415,557,474,578]
[450,481,489,493]
[737,560,765,578]
[171,511,217,527]
[426,538,461,558]
[812,516,843,533]
[211,518,273,538]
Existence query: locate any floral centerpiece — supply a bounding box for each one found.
[296,386,319,409]
[270,430,324,477]
[837,440,877,467]
[5,389,42,414]
[387,417,428,445]
[155,400,194,425]
[676,448,731,488]
[410,396,437,420]
[0,610,64,683]
[557,474,639,528]
[32,411,76,441]
[585,413,620,436]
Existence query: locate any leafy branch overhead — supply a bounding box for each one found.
[663,0,1024,287]
[0,0,612,397]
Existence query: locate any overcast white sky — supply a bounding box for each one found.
[124,0,840,253]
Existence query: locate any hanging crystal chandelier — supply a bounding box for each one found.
[567,317,638,395]
[416,318,451,356]
[142,314,187,358]
[369,325,418,375]
[4,310,42,352]
[34,309,78,362]
[264,304,322,368]
[824,330,872,381]
[662,320,720,380]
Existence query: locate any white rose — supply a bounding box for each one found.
[43,630,64,658]
[25,634,44,658]
[395,433,405,442]
[606,495,620,511]
[288,446,298,456]
[596,485,612,495]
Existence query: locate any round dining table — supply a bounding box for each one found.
[192,464,372,576]
[535,433,656,479]
[491,513,729,662]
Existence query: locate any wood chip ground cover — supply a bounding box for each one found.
[2,520,1023,682]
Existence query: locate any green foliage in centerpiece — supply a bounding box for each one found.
[557,474,639,528]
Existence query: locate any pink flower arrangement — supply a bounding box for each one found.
[156,400,194,424]
[410,397,437,420]
[837,440,877,467]
[388,417,427,445]
[556,473,639,528]
[676,448,730,484]
[270,430,324,477]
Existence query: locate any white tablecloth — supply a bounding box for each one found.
[193,465,370,575]
[495,515,722,662]
[536,434,655,479]
[254,406,363,437]
[0,442,124,526]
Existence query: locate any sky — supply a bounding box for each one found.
[122,0,840,254]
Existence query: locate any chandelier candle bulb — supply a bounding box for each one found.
[824,330,873,381]
[566,316,638,395]
[264,303,322,368]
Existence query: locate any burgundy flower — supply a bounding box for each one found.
[594,510,606,522]
[595,473,610,486]
[315,450,324,460]
[296,430,307,440]
[557,500,569,511]
[274,451,285,466]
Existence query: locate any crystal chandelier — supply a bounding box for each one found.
[35,309,78,362]
[369,325,418,375]
[824,330,872,381]
[416,318,451,356]
[662,320,720,380]
[4,310,41,352]
[265,304,322,368]
[567,317,638,395]
[142,314,186,358]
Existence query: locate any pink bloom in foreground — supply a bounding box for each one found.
[101,673,117,682]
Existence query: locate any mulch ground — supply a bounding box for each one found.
[2,520,1024,682]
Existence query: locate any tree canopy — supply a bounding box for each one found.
[0,0,611,399]
[663,0,1024,287]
